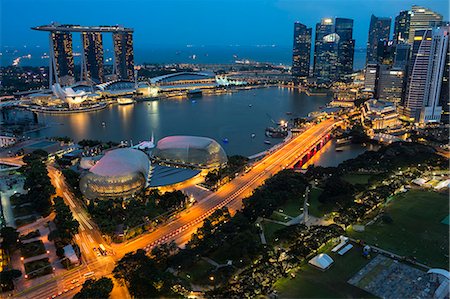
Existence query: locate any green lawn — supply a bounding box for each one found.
[276,198,303,218]
[275,244,374,298]
[348,190,449,269]
[21,240,47,258]
[179,259,215,286]
[270,211,291,223]
[342,174,372,185]
[261,221,287,244]
[24,258,52,278]
[308,187,337,218]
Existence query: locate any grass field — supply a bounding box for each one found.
[308,187,338,218]
[275,244,374,298]
[261,221,287,244]
[348,190,449,269]
[276,198,303,218]
[179,259,215,285]
[342,174,372,185]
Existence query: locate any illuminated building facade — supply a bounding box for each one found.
[82,32,104,83]
[364,63,379,93]
[335,18,355,81]
[404,27,449,123]
[313,18,338,83]
[313,18,355,83]
[378,65,405,104]
[32,24,134,87]
[113,32,134,80]
[51,32,75,86]
[394,10,411,44]
[408,6,443,44]
[366,15,392,64]
[292,22,312,78]
[393,43,411,69]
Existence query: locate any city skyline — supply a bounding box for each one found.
[1,0,448,50]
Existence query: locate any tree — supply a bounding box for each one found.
[318,175,355,205]
[73,277,113,299]
[0,227,19,252]
[0,269,21,292]
[53,197,79,244]
[113,249,177,298]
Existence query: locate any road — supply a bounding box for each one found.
[114,118,338,256]
[15,118,337,298]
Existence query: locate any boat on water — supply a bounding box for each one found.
[251,133,256,138]
[222,138,229,144]
[264,140,271,145]
[286,111,293,115]
[117,97,135,105]
[265,127,288,138]
[249,104,253,107]
[336,136,352,146]
[101,121,106,127]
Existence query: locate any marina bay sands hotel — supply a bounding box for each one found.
[32,23,134,86]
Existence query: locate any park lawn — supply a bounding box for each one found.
[270,211,291,223]
[24,258,52,278]
[21,240,47,258]
[276,198,303,218]
[275,245,374,298]
[342,174,372,185]
[348,190,449,269]
[179,259,215,286]
[261,221,287,244]
[308,187,336,218]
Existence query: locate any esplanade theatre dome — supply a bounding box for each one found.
[79,148,150,199]
[152,136,227,169]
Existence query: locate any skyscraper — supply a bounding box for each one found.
[313,17,354,83]
[313,18,338,83]
[439,33,450,124]
[364,63,379,93]
[366,15,392,64]
[394,10,411,44]
[113,32,134,80]
[404,27,449,123]
[51,32,75,86]
[335,18,355,81]
[82,32,104,83]
[378,65,406,104]
[393,43,411,69]
[408,6,443,44]
[292,22,312,78]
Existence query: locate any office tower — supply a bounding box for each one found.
[313,17,354,83]
[335,18,355,81]
[51,32,75,86]
[82,32,104,83]
[408,6,443,43]
[366,15,392,63]
[439,38,450,123]
[394,10,411,44]
[364,63,379,94]
[292,22,312,78]
[404,27,449,123]
[378,65,406,103]
[376,40,396,65]
[393,43,411,69]
[313,18,338,82]
[113,32,134,80]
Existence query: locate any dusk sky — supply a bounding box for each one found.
[1,0,449,49]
